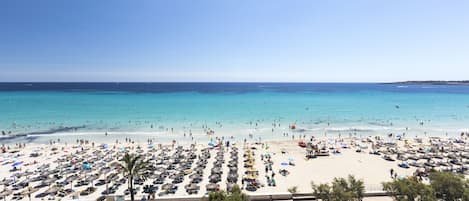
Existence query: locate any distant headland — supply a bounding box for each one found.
[387,80,469,85]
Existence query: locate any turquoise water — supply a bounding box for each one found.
[1,83,469,144]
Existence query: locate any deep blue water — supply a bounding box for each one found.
[1,82,469,94]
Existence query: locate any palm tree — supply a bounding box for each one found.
[115,153,149,201]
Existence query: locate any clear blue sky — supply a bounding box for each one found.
[1,0,468,82]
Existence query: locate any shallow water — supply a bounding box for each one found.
[1,83,468,144]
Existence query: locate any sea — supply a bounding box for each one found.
[0,82,468,144]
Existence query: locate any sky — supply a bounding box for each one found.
[1,0,468,82]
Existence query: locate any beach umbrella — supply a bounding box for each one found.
[281,162,289,166]
[209,174,220,180]
[244,174,257,180]
[197,161,207,166]
[20,187,39,196]
[185,183,199,190]
[209,174,221,183]
[161,183,173,190]
[226,182,236,191]
[213,161,223,167]
[206,183,219,191]
[189,173,202,179]
[245,161,255,166]
[208,141,216,146]
[246,167,257,172]
[65,175,79,182]
[227,173,238,182]
[155,167,166,172]
[211,167,222,174]
[279,169,289,176]
[183,169,193,175]
[0,189,12,197]
[12,161,23,167]
[45,186,59,194]
[44,178,57,185]
[194,166,204,172]
[82,163,91,170]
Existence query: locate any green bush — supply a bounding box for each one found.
[428,171,466,201]
[382,176,436,201]
[311,175,364,201]
[287,186,298,194]
[207,185,248,201]
[383,171,469,201]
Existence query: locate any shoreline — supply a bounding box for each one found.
[2,124,469,145]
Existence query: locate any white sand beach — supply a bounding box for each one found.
[0,135,467,201]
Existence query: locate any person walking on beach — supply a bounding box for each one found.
[390,168,394,178]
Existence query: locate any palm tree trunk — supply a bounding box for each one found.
[129,176,135,201]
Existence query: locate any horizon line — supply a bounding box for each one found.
[0,80,465,84]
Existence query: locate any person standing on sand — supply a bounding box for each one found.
[390,168,394,178]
